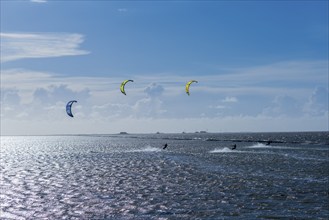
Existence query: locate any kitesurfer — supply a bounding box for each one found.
[266,140,272,145]
[163,143,168,149]
[231,144,237,150]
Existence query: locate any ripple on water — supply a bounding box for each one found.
[1,135,328,219]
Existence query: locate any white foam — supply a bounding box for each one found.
[247,143,270,149]
[209,147,274,155]
[210,147,236,153]
[246,143,322,150]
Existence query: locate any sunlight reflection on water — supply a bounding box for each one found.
[1,133,328,219]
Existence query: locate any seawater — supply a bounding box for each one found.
[1,132,328,219]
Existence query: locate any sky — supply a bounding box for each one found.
[1,0,328,135]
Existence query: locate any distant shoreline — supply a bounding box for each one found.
[1,130,328,137]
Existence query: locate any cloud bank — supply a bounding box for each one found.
[1,59,328,135]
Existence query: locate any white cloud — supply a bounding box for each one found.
[144,83,164,97]
[1,59,328,134]
[222,96,238,103]
[303,87,329,116]
[1,82,91,121]
[262,95,303,117]
[132,97,166,118]
[1,115,327,135]
[30,0,47,3]
[1,89,21,106]
[117,8,128,12]
[3,60,323,99]
[204,60,328,90]
[215,105,228,109]
[33,84,91,104]
[0,32,89,62]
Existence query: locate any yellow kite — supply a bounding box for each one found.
[120,80,134,95]
[185,80,198,96]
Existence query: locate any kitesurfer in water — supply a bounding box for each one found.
[231,144,237,150]
[266,140,272,145]
[163,143,168,149]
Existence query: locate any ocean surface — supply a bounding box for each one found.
[1,132,328,219]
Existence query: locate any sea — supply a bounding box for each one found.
[1,132,328,219]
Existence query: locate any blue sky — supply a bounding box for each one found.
[1,0,328,135]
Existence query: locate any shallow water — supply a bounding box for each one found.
[1,132,328,219]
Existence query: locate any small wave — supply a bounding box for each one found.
[210,146,276,155]
[247,143,271,149]
[130,146,161,152]
[247,143,297,150]
[209,147,236,153]
[246,143,329,151]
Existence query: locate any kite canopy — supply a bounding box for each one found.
[120,79,134,95]
[185,80,198,95]
[66,100,77,117]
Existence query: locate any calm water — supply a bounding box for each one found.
[1,132,328,219]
